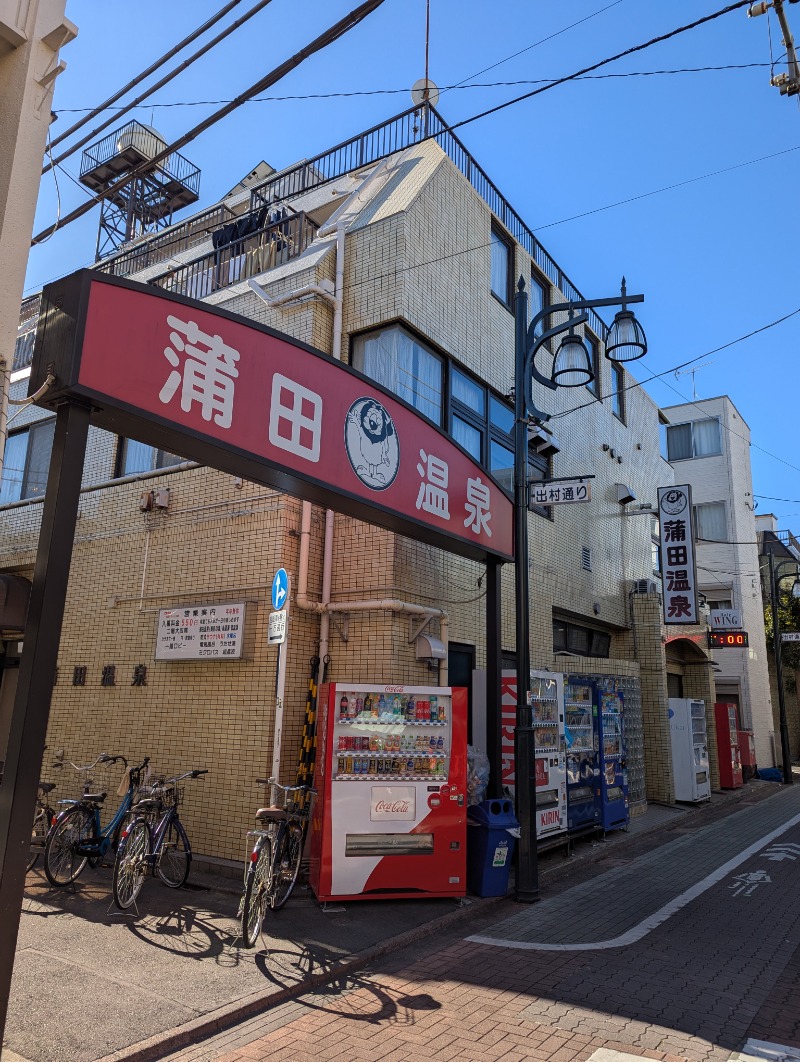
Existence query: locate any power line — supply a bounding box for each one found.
[30,0,753,248]
[50,64,772,114]
[31,0,388,246]
[43,0,277,176]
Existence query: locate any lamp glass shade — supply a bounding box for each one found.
[552,334,594,387]
[605,309,647,363]
[792,578,800,599]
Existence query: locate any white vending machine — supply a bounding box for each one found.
[668,698,711,802]
[530,671,567,839]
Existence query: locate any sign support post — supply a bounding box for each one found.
[270,571,290,786]
[0,401,90,1037]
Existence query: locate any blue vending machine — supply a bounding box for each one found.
[564,676,601,833]
[597,688,629,831]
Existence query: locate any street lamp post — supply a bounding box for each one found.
[767,551,800,784]
[513,276,646,904]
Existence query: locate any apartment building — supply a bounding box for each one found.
[0,107,718,865]
[661,397,775,769]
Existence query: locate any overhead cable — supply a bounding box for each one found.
[43,0,276,176]
[47,0,245,153]
[31,0,388,246]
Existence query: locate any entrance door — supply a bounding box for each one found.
[0,643,22,779]
[448,643,475,743]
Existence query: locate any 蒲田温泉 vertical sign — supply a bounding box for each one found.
[657,485,698,625]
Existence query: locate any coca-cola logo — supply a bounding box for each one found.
[375,800,411,813]
[384,685,405,693]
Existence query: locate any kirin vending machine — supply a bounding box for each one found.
[597,689,629,831]
[564,676,601,833]
[309,683,467,902]
[668,698,711,802]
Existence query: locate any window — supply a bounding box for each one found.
[665,418,721,461]
[611,362,625,421]
[705,595,733,610]
[553,619,611,658]
[651,515,661,574]
[584,331,600,396]
[352,324,443,425]
[694,501,727,542]
[490,226,512,307]
[448,365,549,508]
[118,439,184,477]
[0,419,55,505]
[529,269,550,343]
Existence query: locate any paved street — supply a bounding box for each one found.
[153,785,800,1062]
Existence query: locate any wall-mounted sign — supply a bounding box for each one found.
[155,603,245,660]
[268,610,287,645]
[657,485,699,625]
[708,630,749,649]
[529,479,591,507]
[781,632,800,643]
[31,272,513,563]
[710,608,742,630]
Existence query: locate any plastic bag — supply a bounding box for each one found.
[467,744,490,805]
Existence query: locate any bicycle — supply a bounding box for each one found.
[27,749,66,872]
[43,754,150,887]
[239,778,316,948]
[112,768,208,910]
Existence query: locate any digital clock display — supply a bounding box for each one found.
[708,630,749,648]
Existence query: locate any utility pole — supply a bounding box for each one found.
[748,0,800,95]
[0,0,77,482]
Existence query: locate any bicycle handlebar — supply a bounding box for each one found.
[64,751,125,773]
[163,768,209,784]
[255,777,315,795]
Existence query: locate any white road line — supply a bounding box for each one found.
[466,810,800,951]
[730,1038,800,1061]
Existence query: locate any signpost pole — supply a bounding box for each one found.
[486,556,503,798]
[270,573,290,784]
[769,552,794,785]
[0,401,90,1042]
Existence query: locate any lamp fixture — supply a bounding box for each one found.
[551,311,593,387]
[605,278,647,363]
[792,578,800,599]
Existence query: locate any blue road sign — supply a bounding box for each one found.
[271,568,288,611]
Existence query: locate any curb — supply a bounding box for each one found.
[94,891,508,1062]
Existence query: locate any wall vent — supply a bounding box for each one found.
[632,579,658,594]
[581,546,592,572]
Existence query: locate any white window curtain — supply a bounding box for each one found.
[692,418,721,456]
[666,423,692,461]
[695,502,727,541]
[355,326,442,425]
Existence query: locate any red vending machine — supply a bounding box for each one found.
[310,683,468,902]
[738,729,757,781]
[714,702,743,789]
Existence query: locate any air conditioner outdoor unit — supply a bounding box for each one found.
[632,579,658,594]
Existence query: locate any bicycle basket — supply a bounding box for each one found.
[163,786,183,808]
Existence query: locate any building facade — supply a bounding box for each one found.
[1,107,720,867]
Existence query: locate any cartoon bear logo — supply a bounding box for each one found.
[344,397,400,491]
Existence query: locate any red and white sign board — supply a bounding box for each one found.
[31,272,513,562]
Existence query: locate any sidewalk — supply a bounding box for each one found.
[2,781,782,1062]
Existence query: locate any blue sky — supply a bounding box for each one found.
[25,0,800,527]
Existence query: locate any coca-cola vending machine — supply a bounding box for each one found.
[309,683,468,902]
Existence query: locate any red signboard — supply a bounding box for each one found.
[31,273,513,562]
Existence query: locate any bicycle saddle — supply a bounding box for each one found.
[83,791,107,803]
[38,782,56,794]
[255,806,287,821]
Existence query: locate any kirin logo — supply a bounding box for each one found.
[344,397,399,491]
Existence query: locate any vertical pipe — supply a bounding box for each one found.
[770,552,794,784]
[513,277,538,902]
[0,401,91,1042]
[486,556,503,797]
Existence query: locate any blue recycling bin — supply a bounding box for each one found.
[466,798,519,897]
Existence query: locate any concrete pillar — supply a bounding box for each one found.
[0,0,77,467]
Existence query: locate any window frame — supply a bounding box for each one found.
[693,500,728,543]
[116,438,185,478]
[584,329,600,397]
[665,417,722,461]
[529,267,552,351]
[350,321,445,427]
[490,224,514,309]
[0,417,56,505]
[552,617,612,659]
[610,362,625,422]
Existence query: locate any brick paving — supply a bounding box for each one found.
[153,786,800,1062]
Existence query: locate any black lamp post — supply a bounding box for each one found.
[767,551,800,784]
[513,276,646,903]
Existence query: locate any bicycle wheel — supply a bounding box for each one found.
[112,818,151,910]
[156,820,191,888]
[241,835,272,947]
[44,806,94,887]
[268,821,304,911]
[26,807,49,872]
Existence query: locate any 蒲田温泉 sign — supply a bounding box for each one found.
[657,485,699,625]
[30,272,513,563]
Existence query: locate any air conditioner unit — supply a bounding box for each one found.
[527,424,560,457]
[632,579,658,594]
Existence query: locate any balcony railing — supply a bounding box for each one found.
[80,121,201,196]
[96,202,235,278]
[149,211,318,301]
[249,103,609,338]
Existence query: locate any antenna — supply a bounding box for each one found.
[411,0,440,109]
[674,360,714,400]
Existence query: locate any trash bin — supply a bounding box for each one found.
[466,798,520,897]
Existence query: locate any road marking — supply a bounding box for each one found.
[467,809,800,951]
[730,1038,800,1061]
[587,1051,648,1062]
